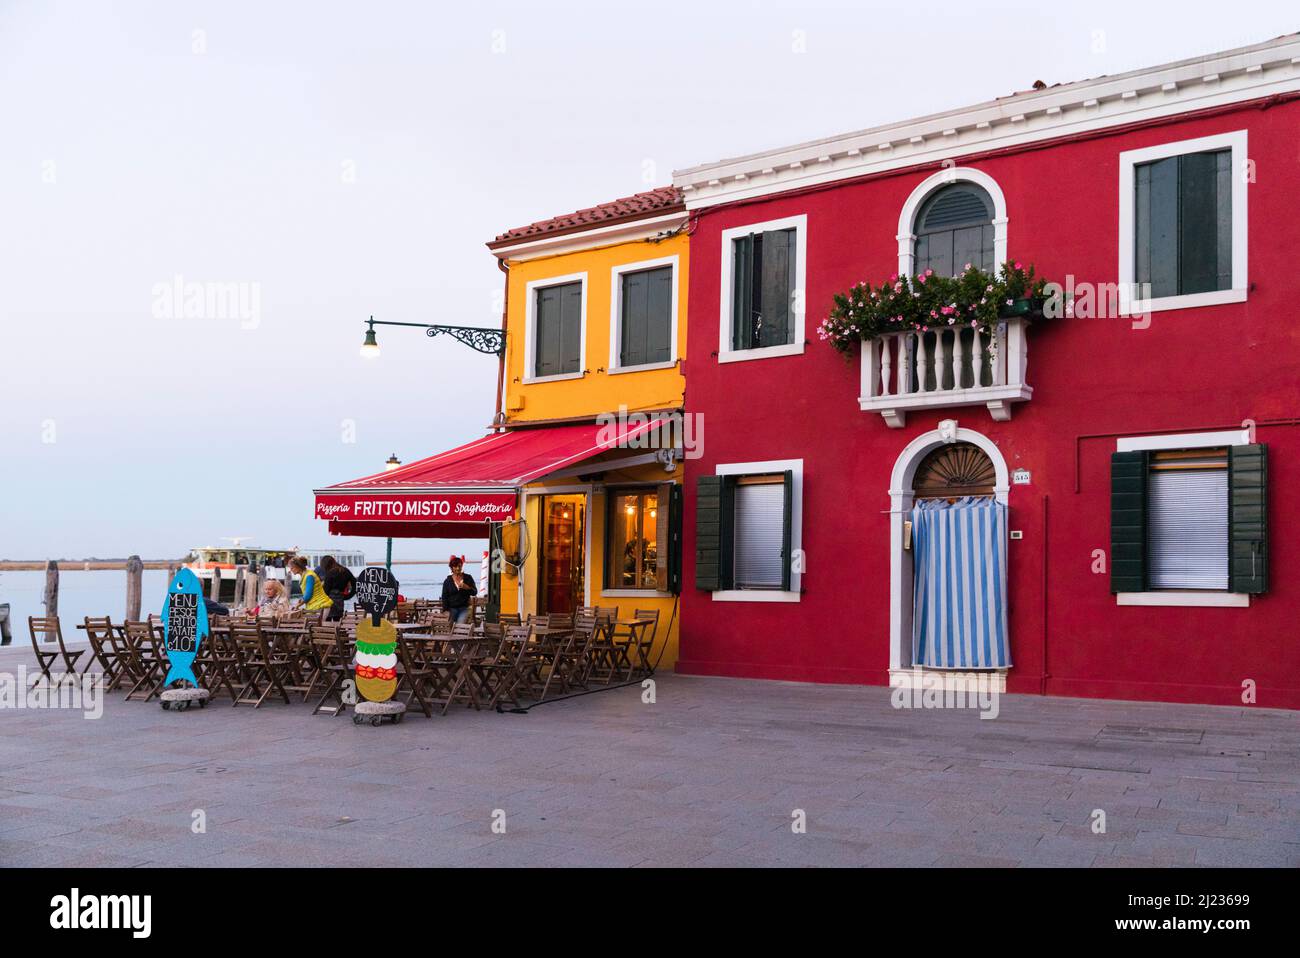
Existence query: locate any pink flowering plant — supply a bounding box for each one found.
[818,261,1049,355]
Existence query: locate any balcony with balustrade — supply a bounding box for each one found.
[859,317,1032,428]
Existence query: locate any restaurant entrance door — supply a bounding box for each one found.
[540,495,585,614]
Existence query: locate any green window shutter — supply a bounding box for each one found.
[535,286,559,377]
[780,469,794,592]
[759,229,793,347]
[1110,450,1148,593]
[732,235,754,350]
[486,524,502,623]
[1135,157,1179,300]
[694,475,733,591]
[620,271,648,367]
[559,282,582,374]
[669,482,683,595]
[1229,444,1267,594]
[645,266,673,364]
[1179,150,1230,296]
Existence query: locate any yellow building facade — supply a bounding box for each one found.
[488,187,688,667]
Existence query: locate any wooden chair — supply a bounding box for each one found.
[26,616,84,687]
[231,621,292,708]
[497,612,522,628]
[200,625,240,700]
[310,627,355,716]
[394,635,437,718]
[609,609,657,679]
[585,611,622,684]
[538,620,590,700]
[420,610,452,633]
[123,620,167,702]
[484,626,542,710]
[80,616,120,681]
[103,622,141,692]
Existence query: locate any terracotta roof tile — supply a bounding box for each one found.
[489,186,683,249]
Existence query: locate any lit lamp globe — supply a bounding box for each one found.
[360,326,380,359]
[385,454,401,472]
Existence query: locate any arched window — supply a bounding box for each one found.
[913,183,995,277]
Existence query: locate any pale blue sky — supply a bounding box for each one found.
[1,0,1293,561]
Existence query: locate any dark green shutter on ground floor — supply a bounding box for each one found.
[1229,444,1268,594]
[1110,450,1148,593]
[694,475,732,591]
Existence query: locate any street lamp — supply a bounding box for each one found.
[360,324,380,359]
[383,455,401,571]
[358,315,505,358]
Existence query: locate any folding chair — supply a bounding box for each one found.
[231,621,292,707]
[123,620,167,702]
[199,625,240,700]
[629,609,661,675]
[26,616,84,688]
[311,627,355,716]
[103,622,141,692]
[79,617,120,682]
[394,635,436,718]
[485,626,542,710]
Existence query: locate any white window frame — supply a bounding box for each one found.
[718,214,807,364]
[1117,130,1249,316]
[710,458,803,603]
[1115,428,1251,608]
[523,272,587,384]
[608,255,679,374]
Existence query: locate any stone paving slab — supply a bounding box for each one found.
[1,646,1298,867]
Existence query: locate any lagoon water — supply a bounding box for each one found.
[0,565,466,646]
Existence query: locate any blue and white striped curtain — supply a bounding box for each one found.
[912,496,1010,669]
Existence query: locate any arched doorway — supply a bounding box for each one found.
[888,425,1010,678]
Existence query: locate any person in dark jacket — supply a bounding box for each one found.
[320,555,357,622]
[440,555,475,624]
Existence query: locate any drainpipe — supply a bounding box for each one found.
[494,258,510,431]
[1040,494,1050,695]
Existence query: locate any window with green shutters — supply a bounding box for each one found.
[1110,443,1267,595]
[695,471,794,592]
[914,184,995,277]
[1134,148,1233,299]
[533,280,583,378]
[731,228,797,350]
[617,265,673,368]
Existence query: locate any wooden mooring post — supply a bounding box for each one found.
[125,555,143,621]
[210,567,222,602]
[43,560,59,619]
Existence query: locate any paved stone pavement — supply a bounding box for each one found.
[1,645,1298,867]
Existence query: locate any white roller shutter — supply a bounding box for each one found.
[733,481,784,589]
[1147,470,1228,590]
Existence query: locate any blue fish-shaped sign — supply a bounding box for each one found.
[161,568,209,689]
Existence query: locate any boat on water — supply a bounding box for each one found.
[184,546,366,603]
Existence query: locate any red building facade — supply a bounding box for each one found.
[672,37,1300,708]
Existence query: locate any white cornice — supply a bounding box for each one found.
[672,35,1300,209]
[489,211,687,262]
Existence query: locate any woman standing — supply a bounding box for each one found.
[289,556,333,614]
[440,555,476,624]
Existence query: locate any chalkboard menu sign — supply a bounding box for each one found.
[161,567,208,688]
[354,567,399,623]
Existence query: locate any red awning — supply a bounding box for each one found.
[313,419,660,539]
